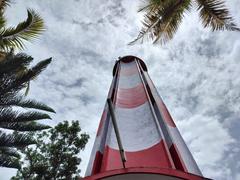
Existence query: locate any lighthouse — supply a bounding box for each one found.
[84,56,210,180]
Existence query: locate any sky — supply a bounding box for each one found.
[1,0,240,179]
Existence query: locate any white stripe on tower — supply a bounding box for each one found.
[106,102,162,151]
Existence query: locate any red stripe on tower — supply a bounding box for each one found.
[100,140,173,172]
[91,151,103,175]
[116,84,148,108]
[120,63,138,76]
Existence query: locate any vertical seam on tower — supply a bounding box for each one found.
[99,61,121,173]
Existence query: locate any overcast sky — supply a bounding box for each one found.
[1,0,240,179]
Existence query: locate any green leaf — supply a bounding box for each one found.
[24,81,30,96]
[138,0,167,13]
[11,120,90,179]
[0,147,20,158]
[0,131,36,147]
[0,9,45,50]
[0,121,51,131]
[0,154,20,169]
[196,0,240,31]
[1,97,55,113]
[0,109,51,123]
[0,15,7,30]
[0,0,10,12]
[0,53,33,74]
[0,57,52,95]
[130,0,192,44]
[132,0,240,45]
[18,99,55,113]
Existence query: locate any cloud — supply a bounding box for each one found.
[1,0,239,179]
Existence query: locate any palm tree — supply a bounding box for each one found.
[0,51,55,169]
[0,1,53,169]
[131,0,240,44]
[0,0,44,51]
[0,0,45,95]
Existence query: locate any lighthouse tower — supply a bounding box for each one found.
[84,56,209,180]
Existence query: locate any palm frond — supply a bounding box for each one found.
[0,109,51,123]
[0,15,6,30]
[24,81,30,96]
[138,0,166,12]
[0,9,45,50]
[17,99,55,113]
[0,154,20,169]
[27,57,52,81]
[130,0,192,44]
[0,147,20,158]
[153,0,192,44]
[19,57,50,80]
[0,0,10,12]
[0,121,51,131]
[196,0,240,31]
[0,53,33,74]
[0,0,10,29]
[0,131,36,147]
[0,58,52,95]
[0,96,55,113]
[0,52,40,96]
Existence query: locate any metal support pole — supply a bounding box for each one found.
[107,98,126,168]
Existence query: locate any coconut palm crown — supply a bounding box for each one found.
[0,0,53,169]
[0,51,55,169]
[131,0,240,44]
[0,0,44,51]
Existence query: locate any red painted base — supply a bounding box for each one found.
[83,167,211,180]
[100,141,174,172]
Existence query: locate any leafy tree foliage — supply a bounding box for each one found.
[131,0,240,44]
[11,121,90,180]
[0,0,45,51]
[0,51,54,169]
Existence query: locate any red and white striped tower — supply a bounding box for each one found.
[84,56,210,180]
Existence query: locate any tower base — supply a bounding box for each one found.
[83,167,211,180]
